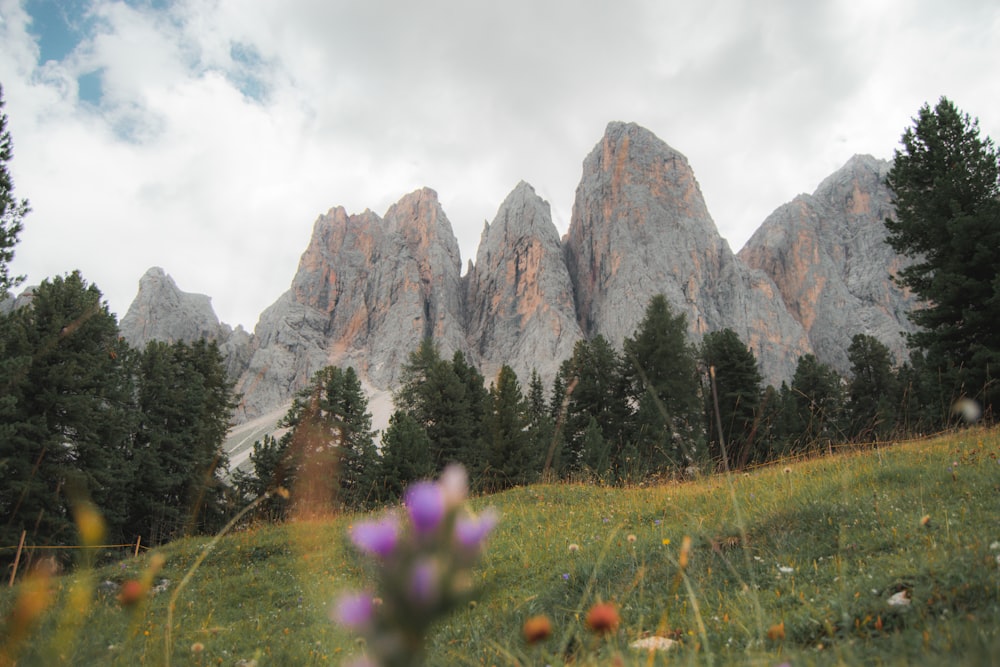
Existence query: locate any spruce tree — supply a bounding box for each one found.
[378,411,435,502]
[0,85,28,295]
[0,273,133,556]
[622,294,703,473]
[483,365,533,491]
[885,97,1000,416]
[788,354,844,451]
[845,334,899,442]
[700,328,763,468]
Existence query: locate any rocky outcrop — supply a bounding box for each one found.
[232,188,469,420]
[739,154,917,373]
[465,181,583,386]
[120,267,225,346]
[119,267,251,379]
[563,122,812,384]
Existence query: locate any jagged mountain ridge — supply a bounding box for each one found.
[119,122,913,428]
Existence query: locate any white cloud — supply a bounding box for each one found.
[1,0,998,329]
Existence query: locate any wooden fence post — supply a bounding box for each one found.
[134,535,141,557]
[8,530,26,587]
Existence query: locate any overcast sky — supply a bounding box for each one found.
[1,0,998,330]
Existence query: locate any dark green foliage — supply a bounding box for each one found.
[700,328,763,468]
[394,340,487,476]
[555,335,629,478]
[0,84,28,295]
[128,338,238,542]
[482,365,535,491]
[885,97,1000,416]
[622,294,703,474]
[260,365,378,515]
[377,411,435,501]
[0,272,133,555]
[845,334,899,441]
[788,354,844,451]
[231,434,289,521]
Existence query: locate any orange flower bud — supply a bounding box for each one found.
[586,602,620,635]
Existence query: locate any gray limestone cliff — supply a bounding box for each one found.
[465,181,583,386]
[119,267,251,379]
[563,121,812,384]
[233,188,468,420]
[738,154,917,374]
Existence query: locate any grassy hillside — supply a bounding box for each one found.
[3,428,999,666]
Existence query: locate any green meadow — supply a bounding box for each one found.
[3,427,999,666]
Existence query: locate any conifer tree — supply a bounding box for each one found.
[788,354,844,451]
[377,411,435,502]
[0,273,132,555]
[483,365,533,490]
[885,97,1000,416]
[622,295,703,473]
[845,334,899,442]
[700,328,763,468]
[0,85,28,295]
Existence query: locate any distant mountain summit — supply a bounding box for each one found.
[121,123,916,427]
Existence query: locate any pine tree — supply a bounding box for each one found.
[556,336,628,477]
[788,354,844,451]
[377,411,435,502]
[0,85,28,295]
[129,339,237,542]
[700,329,763,468]
[622,295,703,473]
[0,273,133,558]
[845,334,899,442]
[483,365,534,491]
[885,97,1000,416]
[272,365,377,515]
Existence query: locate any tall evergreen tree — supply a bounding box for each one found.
[395,340,485,474]
[845,334,899,442]
[129,339,237,541]
[885,97,1000,416]
[377,411,435,502]
[622,295,703,474]
[700,329,763,468]
[266,365,377,515]
[483,365,534,490]
[0,84,28,295]
[788,354,844,451]
[0,273,132,557]
[555,336,628,477]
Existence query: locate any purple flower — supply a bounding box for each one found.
[351,516,399,557]
[562,573,570,581]
[405,481,445,534]
[455,508,499,550]
[332,592,374,630]
[409,558,441,605]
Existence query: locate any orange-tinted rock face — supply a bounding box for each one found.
[565,121,810,384]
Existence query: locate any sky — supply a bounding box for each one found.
[1,0,998,331]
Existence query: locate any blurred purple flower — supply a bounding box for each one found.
[351,516,399,557]
[332,592,374,630]
[405,481,445,534]
[562,573,570,581]
[410,558,441,605]
[455,508,499,549]
[439,464,468,507]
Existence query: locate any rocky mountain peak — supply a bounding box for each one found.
[119,267,226,348]
[564,121,810,383]
[466,181,582,385]
[739,154,916,373]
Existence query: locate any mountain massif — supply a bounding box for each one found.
[117,122,916,430]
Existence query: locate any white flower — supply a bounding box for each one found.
[888,590,911,607]
[778,565,794,574]
[630,636,677,652]
[989,541,1000,551]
